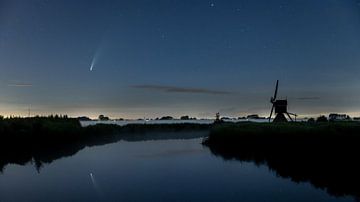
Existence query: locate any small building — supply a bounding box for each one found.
[329,113,348,121]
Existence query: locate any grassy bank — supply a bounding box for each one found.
[204,122,360,147]
[0,116,210,142]
[204,122,360,198]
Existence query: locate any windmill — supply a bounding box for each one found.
[269,80,297,122]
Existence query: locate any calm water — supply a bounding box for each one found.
[80,119,269,127]
[0,133,355,202]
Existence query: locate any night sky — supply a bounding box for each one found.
[1,0,360,119]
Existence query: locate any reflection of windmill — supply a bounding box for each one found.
[269,80,297,122]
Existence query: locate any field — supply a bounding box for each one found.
[203,122,360,197]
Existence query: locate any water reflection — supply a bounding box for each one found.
[205,140,360,199]
[0,131,208,172]
[0,132,354,202]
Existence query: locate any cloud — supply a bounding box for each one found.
[7,83,33,87]
[219,107,238,113]
[296,97,320,100]
[131,85,232,95]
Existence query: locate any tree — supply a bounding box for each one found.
[180,115,190,120]
[160,116,173,120]
[316,115,328,122]
[307,118,315,123]
[98,115,110,121]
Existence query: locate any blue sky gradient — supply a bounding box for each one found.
[1,0,360,118]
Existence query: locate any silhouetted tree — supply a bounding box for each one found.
[160,116,173,120]
[316,115,328,122]
[307,118,315,123]
[180,115,190,120]
[99,115,110,121]
[215,113,220,121]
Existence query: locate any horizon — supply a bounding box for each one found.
[1,0,360,118]
[0,111,357,120]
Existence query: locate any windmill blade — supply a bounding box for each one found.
[288,112,297,117]
[269,105,274,122]
[286,113,294,122]
[273,80,279,100]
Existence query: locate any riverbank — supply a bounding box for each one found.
[204,121,360,147]
[0,117,211,140]
[203,122,360,198]
[0,117,210,171]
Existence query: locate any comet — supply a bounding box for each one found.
[90,52,98,71]
[89,42,104,72]
[89,35,108,72]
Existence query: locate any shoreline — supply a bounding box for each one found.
[203,122,360,198]
[0,117,210,172]
[2,118,360,198]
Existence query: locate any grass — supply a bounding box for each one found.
[0,116,210,140]
[205,121,360,147]
[203,121,360,198]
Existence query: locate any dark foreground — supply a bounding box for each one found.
[2,137,349,202]
[2,117,360,200]
[203,122,360,198]
[0,117,210,171]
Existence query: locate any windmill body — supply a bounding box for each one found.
[274,100,287,114]
[269,80,297,122]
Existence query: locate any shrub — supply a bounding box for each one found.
[316,115,328,122]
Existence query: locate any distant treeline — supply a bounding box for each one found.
[204,122,360,198]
